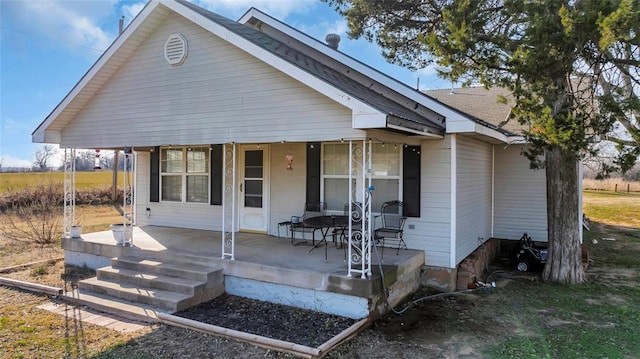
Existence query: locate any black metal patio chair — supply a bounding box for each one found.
[374,200,407,259]
[290,202,326,245]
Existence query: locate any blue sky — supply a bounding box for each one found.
[0,0,450,168]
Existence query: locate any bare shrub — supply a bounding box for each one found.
[0,184,124,212]
[0,182,64,248]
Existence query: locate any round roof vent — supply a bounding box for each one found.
[164,33,188,66]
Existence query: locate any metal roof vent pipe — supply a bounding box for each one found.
[325,33,340,50]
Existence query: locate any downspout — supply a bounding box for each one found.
[450,134,457,268]
[491,145,495,238]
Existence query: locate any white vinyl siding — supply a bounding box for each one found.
[59,13,359,148]
[455,136,493,264]
[493,144,548,241]
[402,137,452,268]
[136,152,222,231]
[268,143,307,236]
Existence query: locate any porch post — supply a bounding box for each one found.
[63,148,76,238]
[347,140,354,277]
[122,147,134,246]
[347,140,373,278]
[222,143,236,260]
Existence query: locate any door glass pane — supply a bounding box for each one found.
[245,180,263,195]
[244,179,262,208]
[244,196,263,208]
[245,150,263,178]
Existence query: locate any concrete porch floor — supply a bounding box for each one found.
[64,225,425,319]
[71,225,421,277]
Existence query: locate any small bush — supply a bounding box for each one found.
[61,264,96,283]
[0,182,64,247]
[30,265,48,277]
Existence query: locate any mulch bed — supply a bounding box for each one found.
[175,294,356,348]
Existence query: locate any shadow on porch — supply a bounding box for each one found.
[63,226,424,320]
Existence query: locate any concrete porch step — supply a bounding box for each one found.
[79,277,193,312]
[63,288,163,323]
[112,256,219,282]
[96,266,203,295]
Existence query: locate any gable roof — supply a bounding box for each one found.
[175,0,445,136]
[34,0,455,143]
[238,8,513,143]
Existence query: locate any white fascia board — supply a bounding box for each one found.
[164,0,380,116]
[446,121,475,133]
[32,0,162,139]
[353,113,387,128]
[238,9,473,123]
[32,130,61,144]
[387,124,444,138]
[507,136,527,144]
[473,123,509,143]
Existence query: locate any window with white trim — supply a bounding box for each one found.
[160,146,209,203]
[322,143,400,212]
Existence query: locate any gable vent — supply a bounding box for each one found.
[164,33,188,66]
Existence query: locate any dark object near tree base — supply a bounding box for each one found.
[516,233,548,272]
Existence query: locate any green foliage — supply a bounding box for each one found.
[324,0,639,171]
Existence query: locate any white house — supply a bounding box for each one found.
[32,0,581,319]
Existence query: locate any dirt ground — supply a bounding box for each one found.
[1,255,513,359]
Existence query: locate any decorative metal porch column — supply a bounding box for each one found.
[347,139,373,278]
[63,148,76,238]
[121,147,134,246]
[221,143,236,260]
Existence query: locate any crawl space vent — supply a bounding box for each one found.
[164,33,188,66]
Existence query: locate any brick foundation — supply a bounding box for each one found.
[420,239,500,292]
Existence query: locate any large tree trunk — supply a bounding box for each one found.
[542,146,585,284]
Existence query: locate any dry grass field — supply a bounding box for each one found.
[0,171,121,192]
[582,178,640,193]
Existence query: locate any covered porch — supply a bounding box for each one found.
[64,225,424,319]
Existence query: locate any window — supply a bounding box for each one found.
[160,147,209,203]
[371,144,400,212]
[322,143,400,212]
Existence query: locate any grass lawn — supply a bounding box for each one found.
[485,222,640,358]
[583,190,640,228]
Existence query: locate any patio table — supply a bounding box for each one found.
[302,215,349,261]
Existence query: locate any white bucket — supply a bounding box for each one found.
[110,224,132,245]
[70,225,82,238]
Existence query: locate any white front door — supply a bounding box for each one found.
[239,145,268,233]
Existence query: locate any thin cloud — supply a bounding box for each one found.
[6,0,118,55]
[0,154,33,168]
[195,0,316,20]
[122,2,146,24]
